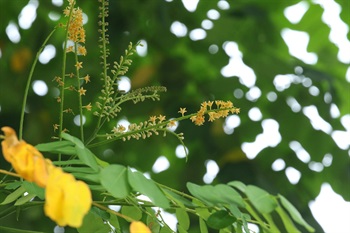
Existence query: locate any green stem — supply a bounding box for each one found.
[92,201,135,222]
[58,1,75,162]
[74,43,84,142]
[19,27,57,140]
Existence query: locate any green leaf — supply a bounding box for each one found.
[187,183,244,207]
[61,132,84,147]
[0,226,45,233]
[186,182,217,205]
[127,168,170,209]
[163,189,195,208]
[278,194,315,232]
[35,140,75,155]
[215,184,245,207]
[5,181,22,190]
[193,199,211,220]
[121,206,142,221]
[176,208,190,230]
[207,210,236,230]
[62,166,97,173]
[108,214,121,232]
[160,226,173,233]
[72,173,100,183]
[91,206,110,220]
[177,224,188,233]
[53,159,85,166]
[75,145,99,172]
[227,204,242,219]
[262,213,281,233]
[199,217,208,233]
[78,210,111,233]
[14,193,36,206]
[22,181,45,200]
[100,164,131,199]
[275,205,301,233]
[61,132,99,171]
[0,186,26,205]
[245,185,277,213]
[227,181,246,193]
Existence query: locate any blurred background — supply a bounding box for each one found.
[0,0,349,232]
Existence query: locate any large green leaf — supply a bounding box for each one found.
[245,185,277,214]
[127,168,170,209]
[100,164,131,199]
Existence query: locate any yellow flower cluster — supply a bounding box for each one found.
[1,127,91,228]
[64,0,86,55]
[190,100,240,126]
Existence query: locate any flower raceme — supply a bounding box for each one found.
[1,127,92,228]
[190,100,240,126]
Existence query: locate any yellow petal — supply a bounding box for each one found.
[1,127,20,163]
[44,166,91,228]
[1,127,48,187]
[130,221,151,233]
[44,167,67,226]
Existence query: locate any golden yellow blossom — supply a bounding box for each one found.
[1,127,49,187]
[149,116,157,124]
[158,115,166,123]
[83,102,92,111]
[83,74,90,83]
[78,87,86,96]
[130,221,151,233]
[78,45,87,56]
[178,107,187,116]
[75,61,83,69]
[44,166,92,228]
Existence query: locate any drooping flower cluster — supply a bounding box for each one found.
[190,100,240,126]
[1,127,91,228]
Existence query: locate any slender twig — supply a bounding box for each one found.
[19,27,57,140]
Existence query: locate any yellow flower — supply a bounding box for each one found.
[130,221,151,233]
[78,87,86,95]
[1,127,49,187]
[44,166,92,228]
[178,107,187,116]
[1,127,92,227]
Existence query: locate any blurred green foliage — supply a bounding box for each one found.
[0,0,349,232]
